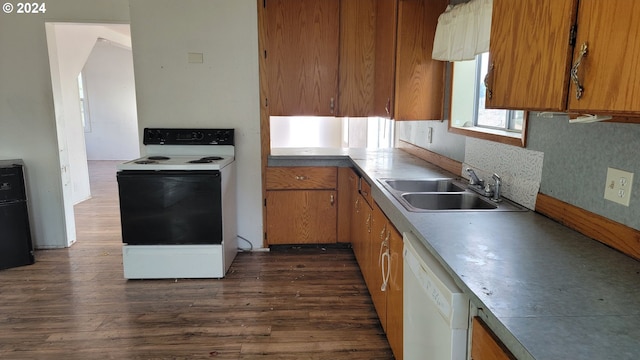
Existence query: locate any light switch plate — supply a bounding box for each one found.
[604,167,634,206]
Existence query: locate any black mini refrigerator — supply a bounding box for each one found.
[0,160,35,270]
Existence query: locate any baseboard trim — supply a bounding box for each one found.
[535,193,640,261]
[397,140,463,176]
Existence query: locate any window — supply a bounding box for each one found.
[77,72,91,133]
[449,53,528,147]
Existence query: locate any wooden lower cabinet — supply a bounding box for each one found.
[386,224,403,360]
[369,203,389,331]
[471,317,515,360]
[352,193,372,274]
[351,189,403,360]
[265,190,337,245]
[337,167,354,243]
[267,166,403,358]
[265,167,338,245]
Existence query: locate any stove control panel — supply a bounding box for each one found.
[143,128,234,145]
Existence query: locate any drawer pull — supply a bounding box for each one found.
[330,194,335,206]
[484,62,494,100]
[571,42,588,100]
[295,176,307,181]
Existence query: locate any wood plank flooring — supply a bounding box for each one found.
[0,161,392,359]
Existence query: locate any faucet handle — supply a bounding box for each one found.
[491,173,502,202]
[466,167,484,186]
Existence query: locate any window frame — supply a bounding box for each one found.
[77,72,91,133]
[448,54,529,147]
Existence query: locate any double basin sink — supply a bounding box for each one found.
[379,178,526,212]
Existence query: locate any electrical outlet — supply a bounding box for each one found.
[603,167,634,206]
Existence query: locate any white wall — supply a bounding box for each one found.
[83,39,139,160]
[0,2,130,249]
[129,0,264,248]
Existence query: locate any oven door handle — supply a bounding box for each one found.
[117,170,221,177]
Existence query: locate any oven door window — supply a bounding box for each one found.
[117,171,222,245]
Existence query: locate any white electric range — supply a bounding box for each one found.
[116,128,237,279]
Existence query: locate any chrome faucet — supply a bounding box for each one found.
[491,173,502,202]
[466,168,484,187]
[465,168,502,202]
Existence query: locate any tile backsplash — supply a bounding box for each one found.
[462,138,544,210]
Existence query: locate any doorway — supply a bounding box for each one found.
[45,23,139,247]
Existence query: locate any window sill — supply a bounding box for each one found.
[448,124,527,147]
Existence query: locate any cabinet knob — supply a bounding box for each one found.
[330,194,335,206]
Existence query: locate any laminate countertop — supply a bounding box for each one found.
[269,147,640,360]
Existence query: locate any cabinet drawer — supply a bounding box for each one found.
[266,167,337,190]
[360,178,374,206]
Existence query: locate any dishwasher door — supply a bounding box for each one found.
[403,232,469,360]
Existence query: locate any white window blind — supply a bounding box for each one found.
[432,0,493,61]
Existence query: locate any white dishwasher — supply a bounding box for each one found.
[403,232,470,360]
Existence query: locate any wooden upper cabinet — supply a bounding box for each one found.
[486,0,577,111]
[372,0,399,118]
[264,0,339,116]
[567,0,640,115]
[394,0,448,120]
[338,0,376,117]
[488,0,640,116]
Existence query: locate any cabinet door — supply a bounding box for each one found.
[264,0,339,116]
[352,194,372,273]
[373,0,398,118]
[567,0,640,114]
[349,175,362,262]
[487,0,577,111]
[337,168,353,243]
[471,317,515,360]
[369,204,389,332]
[338,0,376,116]
[386,225,403,360]
[265,190,337,245]
[394,0,448,120]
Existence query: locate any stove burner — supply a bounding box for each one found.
[134,160,157,164]
[188,159,213,164]
[200,156,224,161]
[148,156,170,160]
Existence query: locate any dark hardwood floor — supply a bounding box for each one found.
[0,161,392,359]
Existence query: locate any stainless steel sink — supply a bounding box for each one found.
[380,178,466,193]
[399,192,526,212]
[402,193,496,211]
[378,177,527,212]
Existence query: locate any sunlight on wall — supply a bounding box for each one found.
[270,116,394,149]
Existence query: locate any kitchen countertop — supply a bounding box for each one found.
[269,148,640,360]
